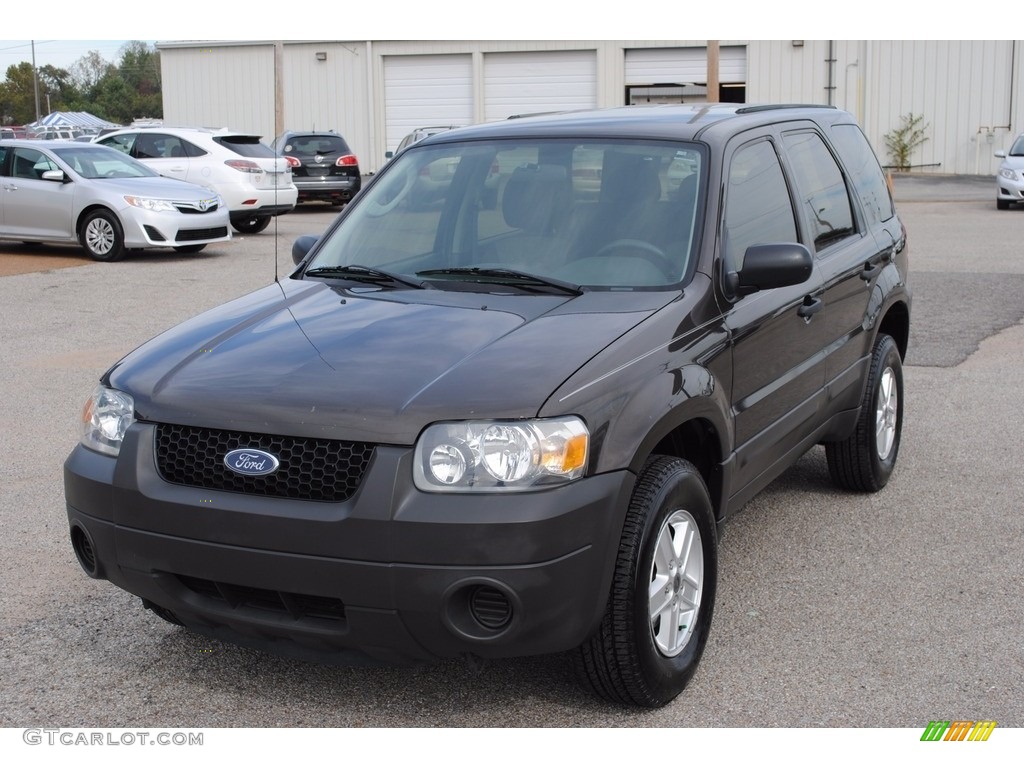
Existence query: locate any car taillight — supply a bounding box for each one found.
[225,159,263,173]
[284,156,301,168]
[336,154,358,167]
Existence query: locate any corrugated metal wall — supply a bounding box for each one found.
[161,40,1023,176]
[747,40,1021,175]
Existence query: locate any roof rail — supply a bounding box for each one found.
[735,103,837,114]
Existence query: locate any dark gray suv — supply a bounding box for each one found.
[65,104,910,708]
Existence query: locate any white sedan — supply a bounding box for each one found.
[0,140,231,261]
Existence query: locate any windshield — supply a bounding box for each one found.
[1010,135,1024,156]
[305,138,705,290]
[52,146,156,179]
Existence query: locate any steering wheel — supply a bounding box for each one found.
[363,163,418,217]
[592,238,676,278]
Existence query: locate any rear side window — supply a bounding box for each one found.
[829,124,895,225]
[214,135,276,158]
[99,134,136,155]
[782,131,855,251]
[723,139,798,272]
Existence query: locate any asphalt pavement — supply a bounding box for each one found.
[1,176,1022,734]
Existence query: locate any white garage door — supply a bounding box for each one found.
[383,54,473,154]
[625,46,747,84]
[484,50,597,123]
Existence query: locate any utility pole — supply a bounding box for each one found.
[31,40,42,122]
[707,41,720,103]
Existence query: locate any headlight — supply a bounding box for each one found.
[999,168,1018,181]
[413,417,589,492]
[80,386,135,457]
[123,195,176,212]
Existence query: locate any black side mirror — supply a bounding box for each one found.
[727,243,813,297]
[291,234,319,266]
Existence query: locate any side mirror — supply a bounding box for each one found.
[41,169,66,183]
[291,234,319,266]
[995,150,1007,159]
[727,243,813,297]
[385,151,394,160]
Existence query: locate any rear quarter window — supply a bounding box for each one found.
[214,136,276,158]
[829,124,895,225]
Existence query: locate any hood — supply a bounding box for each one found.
[107,279,672,444]
[94,175,219,201]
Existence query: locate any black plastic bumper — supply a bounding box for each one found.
[64,428,633,664]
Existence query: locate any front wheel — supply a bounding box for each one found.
[575,456,717,708]
[232,215,271,234]
[79,210,125,261]
[825,333,904,491]
[997,198,1010,210]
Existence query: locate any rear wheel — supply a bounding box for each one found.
[825,333,904,491]
[575,456,717,708]
[232,215,271,234]
[79,210,125,261]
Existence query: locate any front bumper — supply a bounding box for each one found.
[119,207,232,249]
[996,171,1024,202]
[64,424,633,664]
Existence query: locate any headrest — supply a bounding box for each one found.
[502,165,572,232]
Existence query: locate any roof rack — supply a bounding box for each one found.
[735,104,836,114]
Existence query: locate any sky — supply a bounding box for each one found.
[0,40,151,72]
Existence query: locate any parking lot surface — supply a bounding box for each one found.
[1,180,1022,728]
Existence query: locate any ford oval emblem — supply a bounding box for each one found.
[224,448,280,476]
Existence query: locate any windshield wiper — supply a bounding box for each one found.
[416,267,584,296]
[304,264,428,289]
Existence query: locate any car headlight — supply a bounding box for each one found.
[999,168,1018,181]
[123,195,176,212]
[81,386,135,457]
[413,417,589,492]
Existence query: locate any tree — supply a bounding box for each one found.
[884,114,930,172]
[70,50,114,93]
[0,62,41,124]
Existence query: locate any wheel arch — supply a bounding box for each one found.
[76,204,121,235]
[629,412,728,531]
[876,300,910,361]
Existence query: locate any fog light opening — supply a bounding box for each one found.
[70,524,99,578]
[469,585,513,630]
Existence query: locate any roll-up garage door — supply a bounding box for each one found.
[625,46,746,104]
[624,46,747,84]
[383,54,473,155]
[484,50,597,123]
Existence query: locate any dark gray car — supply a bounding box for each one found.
[272,130,361,206]
[64,104,910,707]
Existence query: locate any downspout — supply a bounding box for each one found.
[826,40,836,106]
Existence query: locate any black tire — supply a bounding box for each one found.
[997,198,1010,210]
[173,244,207,254]
[232,215,272,234]
[575,456,717,708]
[825,333,904,492]
[79,209,125,261]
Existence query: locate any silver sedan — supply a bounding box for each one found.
[0,140,231,260]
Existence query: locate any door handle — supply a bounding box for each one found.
[860,262,881,281]
[798,296,823,320]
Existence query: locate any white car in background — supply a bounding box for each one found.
[995,134,1024,210]
[95,127,297,233]
[0,139,230,261]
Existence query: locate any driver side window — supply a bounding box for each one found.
[722,139,798,273]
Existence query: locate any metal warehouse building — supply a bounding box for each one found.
[157,40,1023,175]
